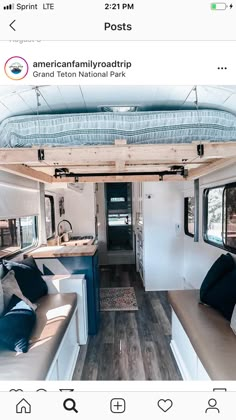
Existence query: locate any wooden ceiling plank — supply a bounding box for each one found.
[188,157,236,180]
[0,164,53,184]
[30,159,210,168]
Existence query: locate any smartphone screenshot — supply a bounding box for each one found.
[0,1,236,418]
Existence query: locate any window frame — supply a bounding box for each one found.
[0,215,38,259]
[45,194,56,239]
[184,197,194,238]
[203,182,236,253]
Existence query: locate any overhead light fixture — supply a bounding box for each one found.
[100,106,138,112]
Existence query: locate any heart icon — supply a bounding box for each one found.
[157,399,173,412]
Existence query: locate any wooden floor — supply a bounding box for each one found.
[73,265,182,380]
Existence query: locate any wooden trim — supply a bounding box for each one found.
[37,164,191,175]
[30,160,209,168]
[0,164,53,183]
[188,157,236,180]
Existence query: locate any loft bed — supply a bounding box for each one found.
[0,110,236,148]
[0,109,236,184]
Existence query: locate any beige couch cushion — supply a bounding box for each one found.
[168,289,236,380]
[0,293,77,380]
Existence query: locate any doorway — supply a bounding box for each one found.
[105,183,133,251]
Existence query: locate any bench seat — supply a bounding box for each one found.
[0,293,78,380]
[168,289,236,380]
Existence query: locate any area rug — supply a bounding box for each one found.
[100,287,138,311]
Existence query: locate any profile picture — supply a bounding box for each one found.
[4,56,29,80]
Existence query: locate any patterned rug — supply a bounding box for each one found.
[100,287,138,311]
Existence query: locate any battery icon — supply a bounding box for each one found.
[211,3,227,10]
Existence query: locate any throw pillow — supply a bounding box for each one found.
[200,253,235,302]
[2,258,48,302]
[22,256,42,273]
[1,270,37,311]
[0,295,36,353]
[202,268,236,320]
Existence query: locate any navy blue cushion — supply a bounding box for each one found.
[0,295,36,353]
[2,258,48,302]
[202,268,236,320]
[200,253,235,302]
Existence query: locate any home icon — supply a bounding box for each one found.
[16,398,31,414]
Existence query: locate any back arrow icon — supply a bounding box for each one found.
[9,20,16,31]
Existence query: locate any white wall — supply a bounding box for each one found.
[143,181,184,291]
[64,184,96,237]
[183,164,236,289]
[46,183,96,238]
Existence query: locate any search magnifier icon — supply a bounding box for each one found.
[63,398,78,413]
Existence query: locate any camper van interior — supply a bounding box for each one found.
[1,85,236,381]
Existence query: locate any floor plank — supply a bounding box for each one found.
[73,264,182,381]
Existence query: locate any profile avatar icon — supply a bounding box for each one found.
[205,398,220,413]
[4,56,29,80]
[9,62,23,75]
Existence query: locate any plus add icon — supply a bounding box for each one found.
[110,398,126,414]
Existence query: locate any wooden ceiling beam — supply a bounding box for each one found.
[0,141,236,167]
[0,164,53,184]
[52,174,185,183]
[30,160,209,168]
[1,142,236,166]
[188,157,236,180]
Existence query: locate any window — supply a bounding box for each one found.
[223,184,236,250]
[204,183,236,252]
[204,187,224,246]
[184,197,195,237]
[108,213,130,226]
[0,216,38,258]
[45,195,55,239]
[110,197,125,202]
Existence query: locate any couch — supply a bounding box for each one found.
[168,289,236,380]
[0,257,83,381]
[0,291,79,380]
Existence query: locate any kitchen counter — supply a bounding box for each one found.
[25,244,98,258]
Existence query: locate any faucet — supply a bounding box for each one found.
[57,219,73,245]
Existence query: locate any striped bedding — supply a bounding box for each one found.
[0,110,236,147]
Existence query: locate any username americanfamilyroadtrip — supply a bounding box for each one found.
[32,59,132,78]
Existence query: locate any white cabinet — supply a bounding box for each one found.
[170,311,210,380]
[46,307,80,380]
[43,274,88,345]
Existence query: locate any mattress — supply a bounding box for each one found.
[0,109,236,148]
